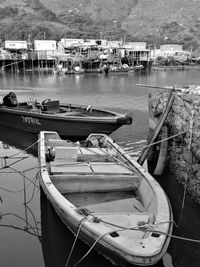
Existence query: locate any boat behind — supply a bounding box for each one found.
[38,131,173,266]
[0,97,132,139]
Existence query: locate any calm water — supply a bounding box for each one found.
[0,70,200,267]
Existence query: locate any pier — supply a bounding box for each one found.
[0,39,153,73]
[0,58,56,73]
[0,55,152,73]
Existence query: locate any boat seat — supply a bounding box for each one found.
[50,174,141,193]
[77,147,113,162]
[89,162,133,175]
[42,100,60,112]
[52,146,78,163]
[50,162,93,175]
[47,139,75,148]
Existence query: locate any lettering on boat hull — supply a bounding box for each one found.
[21,116,41,126]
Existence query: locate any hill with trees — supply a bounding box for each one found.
[0,0,200,50]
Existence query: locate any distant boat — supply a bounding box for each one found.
[107,64,143,74]
[109,64,134,73]
[53,57,85,75]
[152,65,186,71]
[38,131,173,266]
[0,92,132,139]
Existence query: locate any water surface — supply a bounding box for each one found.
[0,70,200,267]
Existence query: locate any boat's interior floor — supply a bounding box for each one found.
[63,191,143,211]
[47,136,146,215]
[63,191,145,213]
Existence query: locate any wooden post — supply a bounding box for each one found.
[137,88,175,166]
[23,59,25,73]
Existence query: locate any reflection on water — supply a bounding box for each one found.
[156,171,200,267]
[0,125,38,157]
[41,190,114,267]
[0,71,200,267]
[0,130,43,267]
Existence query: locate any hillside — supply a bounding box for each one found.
[0,0,200,50]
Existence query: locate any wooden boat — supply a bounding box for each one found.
[38,131,173,266]
[0,93,132,139]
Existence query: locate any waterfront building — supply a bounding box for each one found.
[34,40,57,59]
[4,40,28,50]
[153,44,191,63]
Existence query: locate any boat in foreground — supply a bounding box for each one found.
[0,92,132,139]
[38,131,173,266]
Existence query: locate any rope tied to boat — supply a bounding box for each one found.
[126,121,200,157]
[174,110,195,228]
[0,138,41,160]
[65,217,87,267]
[69,207,200,267]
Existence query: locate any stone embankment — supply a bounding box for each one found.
[148,85,200,203]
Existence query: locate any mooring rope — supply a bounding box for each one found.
[71,215,200,267]
[72,229,117,267]
[174,110,195,228]
[65,218,87,267]
[0,156,28,172]
[1,138,41,159]
[126,121,200,157]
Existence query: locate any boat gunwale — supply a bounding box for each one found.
[0,103,131,123]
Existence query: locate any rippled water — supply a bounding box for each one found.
[0,70,200,267]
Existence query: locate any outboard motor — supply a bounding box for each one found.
[3,92,18,107]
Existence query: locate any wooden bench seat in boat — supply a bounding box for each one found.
[42,100,60,112]
[54,146,78,159]
[77,147,116,162]
[49,146,78,166]
[78,147,110,156]
[47,139,76,148]
[47,144,116,162]
[50,173,141,193]
[50,161,134,175]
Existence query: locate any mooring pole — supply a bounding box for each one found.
[137,88,175,166]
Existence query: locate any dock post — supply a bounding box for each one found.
[137,89,175,166]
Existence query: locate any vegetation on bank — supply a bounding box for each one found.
[1,1,200,51]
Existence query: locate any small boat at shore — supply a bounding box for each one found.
[38,131,173,266]
[0,92,132,139]
[109,65,135,73]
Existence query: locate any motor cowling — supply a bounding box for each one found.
[3,92,18,107]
